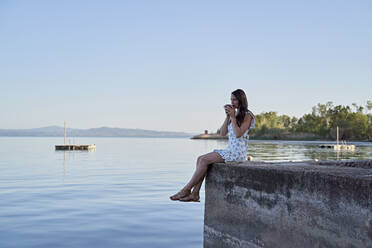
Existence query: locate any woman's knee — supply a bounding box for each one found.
[198,156,210,168]
[197,155,203,164]
[197,155,207,165]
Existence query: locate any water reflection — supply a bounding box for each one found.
[64,151,66,176]
[301,146,372,161]
[55,149,97,181]
[193,139,372,162]
[0,137,370,248]
[246,141,372,162]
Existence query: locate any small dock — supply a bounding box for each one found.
[318,126,355,150]
[55,144,96,151]
[319,144,355,150]
[55,121,96,151]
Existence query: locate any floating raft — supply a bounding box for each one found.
[55,144,96,151]
[319,144,355,150]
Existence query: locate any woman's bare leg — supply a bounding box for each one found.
[176,157,205,201]
[191,156,205,193]
[181,152,224,194]
[192,176,205,195]
[170,157,203,200]
[179,176,205,202]
[170,152,224,201]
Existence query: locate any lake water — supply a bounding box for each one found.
[1,137,371,248]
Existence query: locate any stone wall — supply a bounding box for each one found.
[204,160,372,248]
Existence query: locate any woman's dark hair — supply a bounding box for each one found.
[232,89,248,127]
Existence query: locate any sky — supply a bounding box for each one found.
[1,0,371,133]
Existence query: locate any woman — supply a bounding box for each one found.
[170,89,256,202]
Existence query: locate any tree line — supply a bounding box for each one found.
[219,101,372,141]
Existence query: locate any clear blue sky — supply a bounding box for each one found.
[1,0,371,133]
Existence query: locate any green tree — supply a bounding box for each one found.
[252,100,371,140]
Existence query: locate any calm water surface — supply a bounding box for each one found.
[1,137,371,248]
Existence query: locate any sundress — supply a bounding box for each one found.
[213,111,256,162]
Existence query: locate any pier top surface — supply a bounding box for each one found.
[213,159,372,181]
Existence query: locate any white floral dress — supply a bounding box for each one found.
[213,111,256,162]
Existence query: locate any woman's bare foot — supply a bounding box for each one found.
[170,189,191,201]
[179,192,200,202]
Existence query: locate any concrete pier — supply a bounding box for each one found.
[204,160,372,248]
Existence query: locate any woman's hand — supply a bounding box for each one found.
[225,105,236,118]
[224,104,231,117]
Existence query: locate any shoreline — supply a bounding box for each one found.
[191,133,372,142]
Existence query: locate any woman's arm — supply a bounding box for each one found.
[230,114,253,138]
[220,116,230,136]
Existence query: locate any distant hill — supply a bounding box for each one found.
[0,126,194,138]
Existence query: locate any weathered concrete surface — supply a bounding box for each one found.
[204,160,372,248]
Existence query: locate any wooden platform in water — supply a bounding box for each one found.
[55,144,96,150]
[319,144,355,150]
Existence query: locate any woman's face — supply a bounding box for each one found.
[230,94,239,109]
